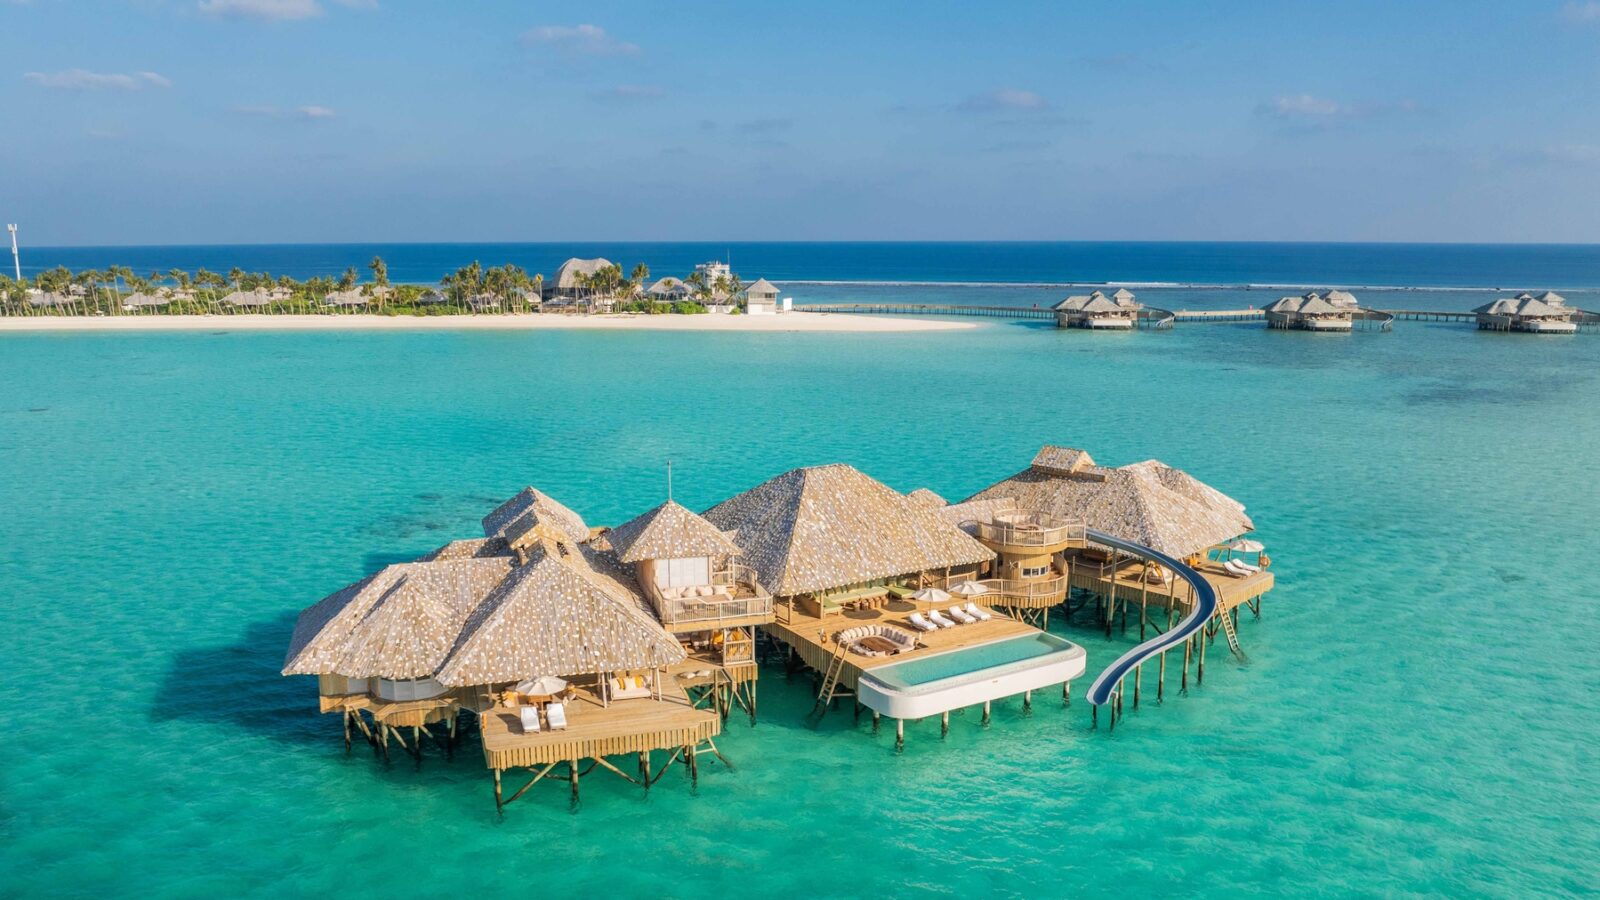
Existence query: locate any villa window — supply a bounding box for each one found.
[1020,564,1050,578]
[656,556,711,589]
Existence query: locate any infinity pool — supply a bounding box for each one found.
[868,633,1081,690]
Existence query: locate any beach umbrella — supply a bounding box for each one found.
[1227,539,1265,553]
[515,675,568,696]
[911,587,951,604]
[950,580,990,597]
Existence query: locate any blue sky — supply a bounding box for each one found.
[6,0,1600,245]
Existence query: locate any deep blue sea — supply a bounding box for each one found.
[4,242,1599,897]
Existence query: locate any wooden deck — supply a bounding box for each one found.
[764,600,1038,692]
[478,681,719,770]
[1068,555,1274,613]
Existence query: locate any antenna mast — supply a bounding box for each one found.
[6,225,17,281]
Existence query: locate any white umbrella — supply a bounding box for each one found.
[515,675,568,695]
[950,580,990,597]
[1228,539,1265,553]
[910,587,951,604]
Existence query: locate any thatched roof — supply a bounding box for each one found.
[606,499,741,563]
[967,447,1253,558]
[1297,294,1344,315]
[324,289,369,306]
[646,277,688,297]
[222,290,272,307]
[281,556,514,679]
[483,487,590,545]
[28,291,73,307]
[550,258,615,291]
[122,292,170,308]
[418,537,511,561]
[434,543,683,685]
[1032,445,1096,476]
[905,487,947,509]
[1537,291,1567,307]
[1056,290,1136,314]
[746,278,779,297]
[1111,288,1136,305]
[702,464,994,596]
[1323,289,1359,307]
[1474,295,1571,319]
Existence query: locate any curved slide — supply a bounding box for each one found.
[1083,529,1223,707]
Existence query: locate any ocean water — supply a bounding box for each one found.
[4,249,1600,897]
[24,240,1600,291]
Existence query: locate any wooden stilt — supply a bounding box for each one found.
[1198,624,1208,684]
[688,746,699,785]
[1092,704,1098,728]
[1158,649,1166,703]
[1182,638,1191,693]
[493,769,503,812]
[872,711,880,733]
[570,758,581,804]
[895,718,904,750]
[941,711,949,737]
[343,709,352,754]
[1133,663,1141,709]
[640,751,650,788]
[982,700,991,725]
[1023,689,1032,712]
[1063,681,1071,705]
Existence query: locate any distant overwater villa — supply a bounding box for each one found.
[282,445,1273,810]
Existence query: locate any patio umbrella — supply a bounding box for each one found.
[515,675,569,696]
[1227,539,1265,553]
[910,587,951,604]
[950,581,990,597]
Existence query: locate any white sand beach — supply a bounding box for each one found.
[0,312,973,334]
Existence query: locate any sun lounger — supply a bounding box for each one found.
[1223,559,1257,577]
[946,606,976,624]
[928,609,957,628]
[964,602,993,621]
[519,706,541,734]
[909,612,939,632]
[546,702,568,730]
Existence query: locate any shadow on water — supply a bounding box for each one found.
[151,610,332,748]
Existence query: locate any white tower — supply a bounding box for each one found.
[6,224,17,281]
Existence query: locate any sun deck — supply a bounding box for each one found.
[763,600,1042,692]
[478,680,719,770]
[1067,552,1274,614]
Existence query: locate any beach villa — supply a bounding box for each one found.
[744,278,781,314]
[1473,291,1579,333]
[1265,291,1357,331]
[1054,289,1140,329]
[645,277,689,301]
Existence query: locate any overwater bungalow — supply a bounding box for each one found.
[284,487,736,809]
[1265,291,1355,331]
[966,445,1271,635]
[702,463,1086,744]
[1473,291,1578,333]
[1054,289,1140,329]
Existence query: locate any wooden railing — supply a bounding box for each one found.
[965,516,1086,549]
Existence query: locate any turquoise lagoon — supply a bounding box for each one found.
[2,311,1598,897]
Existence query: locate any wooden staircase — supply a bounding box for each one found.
[1215,605,1246,660]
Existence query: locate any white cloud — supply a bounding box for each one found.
[957,88,1048,113]
[520,24,639,56]
[198,0,324,21]
[233,104,336,120]
[24,69,172,91]
[1561,1,1600,24]
[1258,94,1346,117]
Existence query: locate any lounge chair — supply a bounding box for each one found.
[1223,559,1256,577]
[964,602,993,621]
[928,609,957,628]
[546,702,568,730]
[519,706,541,734]
[946,606,976,624]
[909,612,939,632]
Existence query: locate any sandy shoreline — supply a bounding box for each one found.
[0,312,973,334]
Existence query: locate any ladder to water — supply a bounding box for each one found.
[1215,604,1246,660]
[812,641,850,715]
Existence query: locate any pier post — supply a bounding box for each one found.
[1063,681,1071,705]
[1198,627,1207,684]
[640,751,650,788]
[571,758,582,803]
[1158,650,1166,703]
[895,719,904,751]
[343,710,352,754]
[982,700,991,725]
[1023,690,1032,712]
[1182,639,1191,693]
[1092,704,1098,729]
[493,770,503,812]
[941,711,949,737]
[872,711,880,732]
[1133,664,1141,709]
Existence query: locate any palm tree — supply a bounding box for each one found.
[368,256,389,313]
[629,263,650,298]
